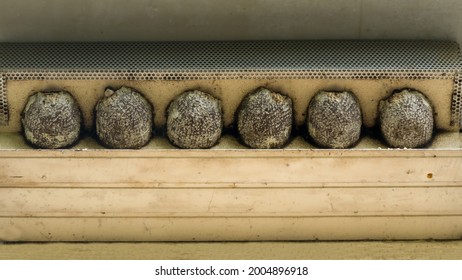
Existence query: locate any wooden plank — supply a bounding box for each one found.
[2,241,462,260]
[1,187,461,217]
[1,149,461,188]
[1,216,462,241]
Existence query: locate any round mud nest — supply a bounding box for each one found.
[237,88,293,149]
[307,91,362,148]
[21,91,82,149]
[95,87,153,149]
[167,90,223,149]
[379,89,434,148]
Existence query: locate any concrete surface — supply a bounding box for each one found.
[1,242,462,260]
[0,0,461,43]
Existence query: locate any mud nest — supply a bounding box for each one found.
[167,90,223,149]
[379,89,434,148]
[307,91,362,148]
[95,87,153,149]
[21,91,82,149]
[237,88,293,149]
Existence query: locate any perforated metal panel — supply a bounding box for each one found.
[1,40,461,71]
[0,40,461,126]
[0,75,6,125]
[453,71,462,127]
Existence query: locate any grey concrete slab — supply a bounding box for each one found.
[360,0,462,42]
[0,0,361,41]
[242,0,362,40]
[2,0,462,42]
[3,0,462,42]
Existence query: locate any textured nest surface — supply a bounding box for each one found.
[95,86,153,149]
[307,91,362,149]
[379,89,434,148]
[237,88,293,149]
[21,91,82,149]
[167,90,222,149]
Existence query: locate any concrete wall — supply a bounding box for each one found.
[0,0,461,42]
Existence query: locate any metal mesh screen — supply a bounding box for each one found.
[0,41,460,71]
[0,40,461,126]
[0,75,7,126]
[453,71,462,127]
